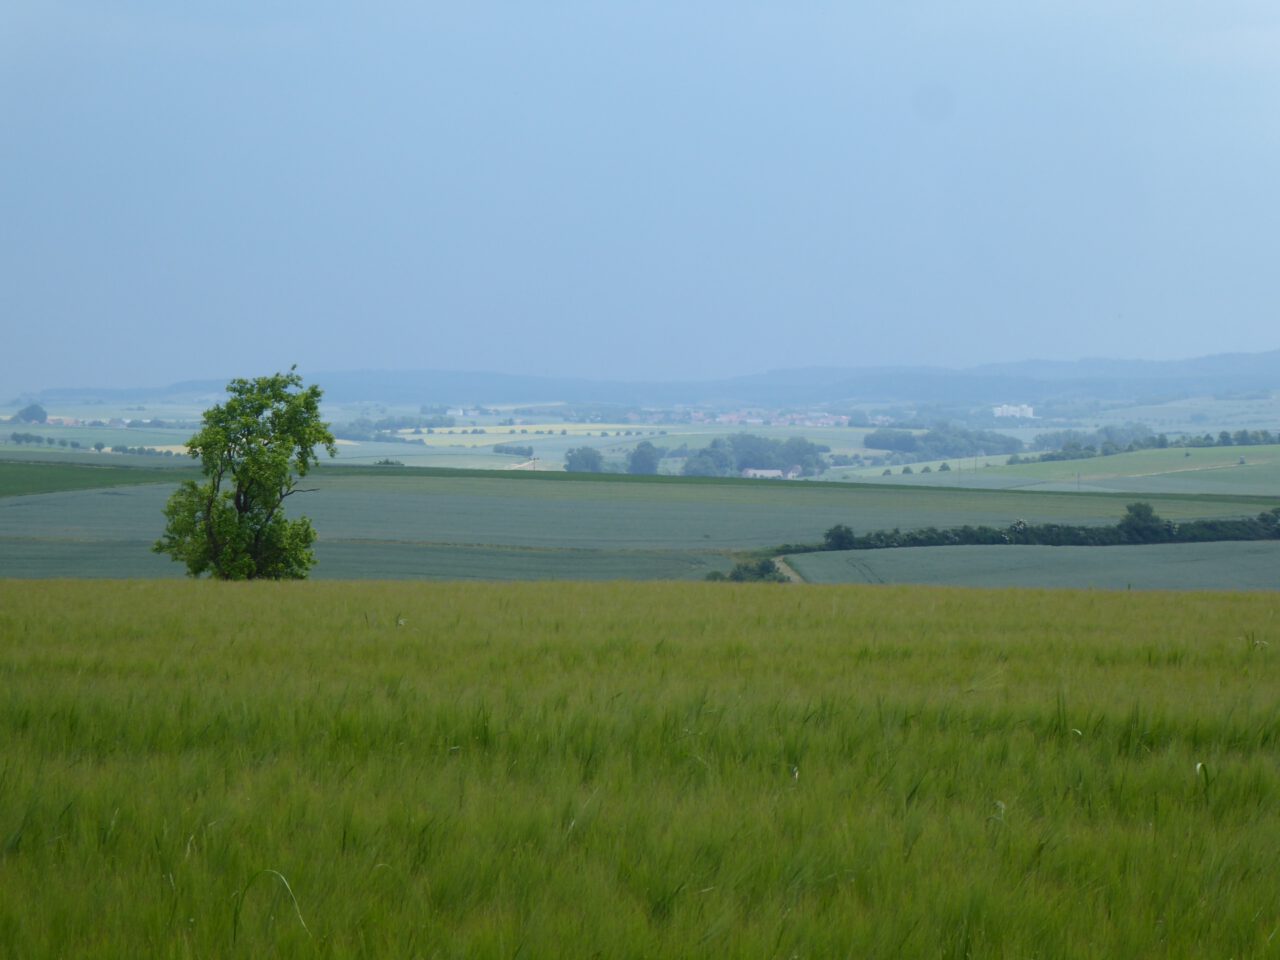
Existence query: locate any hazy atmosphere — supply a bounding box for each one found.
[4,2,1279,391]
[5,8,1280,954]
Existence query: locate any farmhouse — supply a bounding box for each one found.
[741,468,784,479]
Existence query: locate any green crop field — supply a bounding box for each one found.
[0,465,1274,580]
[0,458,199,498]
[830,444,1280,497]
[1,581,1277,957]
[787,541,1280,590]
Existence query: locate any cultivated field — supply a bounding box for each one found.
[788,541,1280,590]
[1,462,1274,581]
[828,444,1280,497]
[0,458,198,497]
[1,581,1276,957]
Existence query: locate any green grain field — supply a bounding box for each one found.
[787,541,1280,590]
[2,581,1277,957]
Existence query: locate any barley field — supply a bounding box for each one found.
[788,541,1280,590]
[2,581,1277,957]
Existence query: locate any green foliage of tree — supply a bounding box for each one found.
[680,433,829,478]
[725,558,788,582]
[1116,501,1174,543]
[808,503,1280,555]
[824,524,856,550]
[564,446,605,473]
[682,440,736,477]
[12,403,47,424]
[153,369,335,580]
[627,441,661,475]
[865,424,1022,460]
[493,443,534,458]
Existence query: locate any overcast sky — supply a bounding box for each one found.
[3,2,1279,391]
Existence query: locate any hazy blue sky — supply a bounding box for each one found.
[3,2,1279,390]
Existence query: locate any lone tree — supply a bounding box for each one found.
[153,368,336,579]
[626,440,661,475]
[824,524,856,551]
[12,402,47,423]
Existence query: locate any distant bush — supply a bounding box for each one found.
[723,559,788,582]
[824,524,856,551]
[564,447,605,473]
[494,444,534,458]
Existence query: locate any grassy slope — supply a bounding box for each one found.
[1,581,1277,957]
[788,541,1280,590]
[0,467,1274,579]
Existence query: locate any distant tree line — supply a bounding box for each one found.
[1011,424,1280,465]
[863,425,1022,460]
[1030,422,1156,454]
[332,415,456,441]
[867,419,1279,469]
[705,502,1280,584]
[561,440,666,475]
[108,445,176,457]
[682,434,829,477]
[493,443,534,458]
[561,432,847,477]
[1184,429,1277,447]
[10,432,77,447]
[796,503,1280,554]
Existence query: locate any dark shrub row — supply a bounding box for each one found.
[809,504,1280,553]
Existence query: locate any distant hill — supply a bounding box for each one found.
[17,349,1280,409]
[972,350,1280,384]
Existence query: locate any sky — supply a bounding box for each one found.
[3,2,1279,391]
